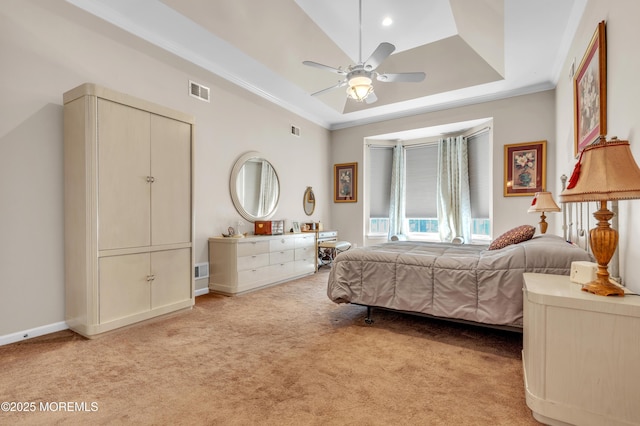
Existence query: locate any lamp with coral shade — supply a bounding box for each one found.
[528,191,561,234]
[560,136,640,296]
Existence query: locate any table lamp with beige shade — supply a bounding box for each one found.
[527,191,561,234]
[560,136,640,296]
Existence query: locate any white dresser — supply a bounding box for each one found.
[522,273,640,426]
[208,233,316,295]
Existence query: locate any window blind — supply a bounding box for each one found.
[405,144,438,218]
[369,146,393,217]
[467,132,490,218]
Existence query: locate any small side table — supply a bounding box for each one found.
[522,273,640,426]
[318,240,351,268]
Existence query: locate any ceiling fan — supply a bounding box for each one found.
[303,0,426,104]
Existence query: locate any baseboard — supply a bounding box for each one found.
[0,321,69,347]
[2,289,208,346]
[0,291,211,345]
[194,287,209,297]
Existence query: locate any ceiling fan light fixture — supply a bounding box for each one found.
[303,0,422,103]
[347,75,373,102]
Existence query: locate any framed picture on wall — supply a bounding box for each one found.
[334,162,357,203]
[574,20,607,156]
[504,141,547,197]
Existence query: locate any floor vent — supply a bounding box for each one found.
[189,80,210,102]
[194,263,209,279]
[291,125,300,137]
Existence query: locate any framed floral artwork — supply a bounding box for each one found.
[574,20,606,156]
[334,162,357,202]
[504,141,546,197]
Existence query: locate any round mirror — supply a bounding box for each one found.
[230,151,280,222]
[303,186,315,216]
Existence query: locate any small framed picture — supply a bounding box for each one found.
[292,222,301,233]
[574,21,606,156]
[334,162,357,203]
[504,140,547,197]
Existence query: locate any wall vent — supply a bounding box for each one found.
[189,80,210,102]
[290,125,300,137]
[194,262,209,279]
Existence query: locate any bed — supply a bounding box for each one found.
[326,233,593,329]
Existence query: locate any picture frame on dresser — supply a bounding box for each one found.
[574,20,606,156]
[292,221,301,233]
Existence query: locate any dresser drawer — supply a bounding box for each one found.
[295,246,314,260]
[295,235,315,248]
[237,267,269,286]
[270,249,294,264]
[270,237,295,251]
[318,230,337,240]
[237,240,270,257]
[294,259,315,274]
[237,253,269,271]
[266,262,295,279]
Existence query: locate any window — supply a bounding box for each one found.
[370,218,389,234]
[368,146,393,236]
[405,144,439,240]
[467,131,491,241]
[367,126,491,242]
[407,218,439,233]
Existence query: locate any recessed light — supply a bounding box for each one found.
[382,16,393,26]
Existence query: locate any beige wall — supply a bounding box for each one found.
[0,1,331,338]
[330,90,557,249]
[554,0,640,293]
[3,0,640,340]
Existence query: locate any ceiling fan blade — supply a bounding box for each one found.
[377,72,426,83]
[364,42,395,70]
[310,80,347,96]
[364,91,378,104]
[303,61,347,75]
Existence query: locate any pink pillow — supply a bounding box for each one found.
[488,225,536,250]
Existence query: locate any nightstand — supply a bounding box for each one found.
[522,273,640,426]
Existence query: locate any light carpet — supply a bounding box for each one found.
[0,269,539,425]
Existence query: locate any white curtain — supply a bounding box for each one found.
[388,141,406,239]
[257,160,277,217]
[437,136,471,243]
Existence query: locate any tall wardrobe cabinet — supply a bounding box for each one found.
[63,83,195,337]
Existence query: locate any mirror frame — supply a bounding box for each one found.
[303,186,315,216]
[229,151,280,222]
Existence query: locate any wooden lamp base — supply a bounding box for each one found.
[582,277,624,296]
[584,201,624,297]
[538,212,548,234]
